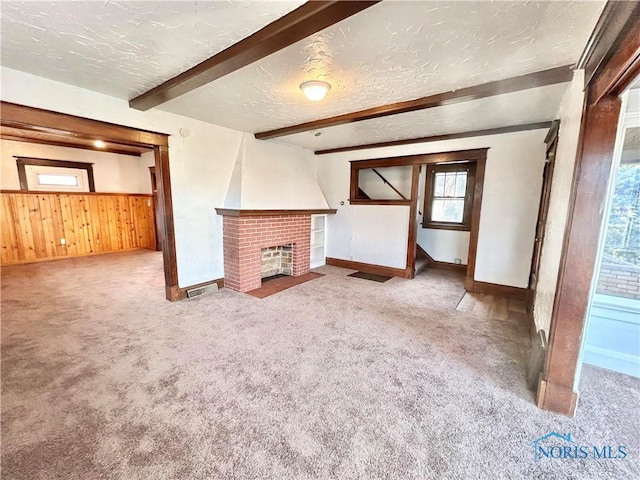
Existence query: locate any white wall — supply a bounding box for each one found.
[317,128,550,287]
[533,71,585,334]
[359,165,412,200]
[418,229,470,264]
[1,139,153,193]
[224,134,329,209]
[0,67,322,288]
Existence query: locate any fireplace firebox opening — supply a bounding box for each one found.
[261,244,293,283]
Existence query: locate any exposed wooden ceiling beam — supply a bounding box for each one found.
[1,101,169,147]
[129,1,380,111]
[315,121,553,155]
[0,134,143,157]
[255,66,573,140]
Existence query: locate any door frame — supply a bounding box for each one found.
[527,120,560,312]
[537,2,640,416]
[408,154,486,286]
[0,101,180,301]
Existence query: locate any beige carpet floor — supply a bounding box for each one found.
[1,250,638,479]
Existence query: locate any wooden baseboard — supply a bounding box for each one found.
[1,247,155,267]
[176,278,225,300]
[536,378,579,417]
[429,260,467,272]
[326,257,409,278]
[465,277,528,301]
[417,245,466,272]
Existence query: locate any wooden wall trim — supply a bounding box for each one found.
[256,67,571,140]
[15,157,96,192]
[577,0,640,90]
[215,208,337,217]
[1,190,152,197]
[538,8,640,417]
[348,199,410,206]
[154,146,180,301]
[129,1,380,110]
[1,133,144,157]
[589,8,640,104]
[349,148,489,169]
[466,279,528,301]
[326,257,410,279]
[315,122,552,155]
[405,164,420,278]
[0,102,169,147]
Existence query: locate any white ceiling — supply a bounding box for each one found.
[0,0,305,99]
[159,1,604,133]
[278,83,570,151]
[0,1,605,151]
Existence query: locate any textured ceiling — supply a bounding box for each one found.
[276,83,569,151]
[0,0,305,99]
[159,1,604,133]
[0,0,605,151]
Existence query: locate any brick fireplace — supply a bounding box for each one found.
[218,211,312,292]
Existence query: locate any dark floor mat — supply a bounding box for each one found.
[348,271,392,283]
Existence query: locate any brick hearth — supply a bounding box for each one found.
[222,215,311,292]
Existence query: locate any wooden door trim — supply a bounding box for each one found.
[527,120,560,312]
[538,4,640,416]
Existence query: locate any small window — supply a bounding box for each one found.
[36,173,80,187]
[17,157,94,192]
[423,163,476,231]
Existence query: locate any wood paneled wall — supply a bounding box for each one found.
[1,191,156,265]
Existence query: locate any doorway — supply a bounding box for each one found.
[0,101,179,301]
[580,84,640,378]
[527,120,560,311]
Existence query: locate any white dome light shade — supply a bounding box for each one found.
[300,80,331,101]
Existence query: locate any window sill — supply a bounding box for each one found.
[350,199,411,206]
[422,222,471,232]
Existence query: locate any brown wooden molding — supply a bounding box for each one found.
[1,134,143,157]
[348,199,410,206]
[177,278,225,300]
[427,259,467,272]
[215,208,337,217]
[577,0,640,91]
[326,257,410,279]
[466,279,528,301]
[15,157,96,192]
[316,122,552,155]
[1,102,169,147]
[589,5,640,104]
[129,1,380,111]
[421,247,467,272]
[538,8,640,418]
[349,148,489,169]
[406,164,420,278]
[536,379,579,417]
[255,67,572,140]
[154,146,180,302]
[1,189,152,197]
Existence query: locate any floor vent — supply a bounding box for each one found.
[186,283,219,298]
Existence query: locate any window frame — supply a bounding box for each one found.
[423,162,476,231]
[16,157,95,192]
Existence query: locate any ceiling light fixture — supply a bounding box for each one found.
[300,80,331,102]
[93,140,106,148]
